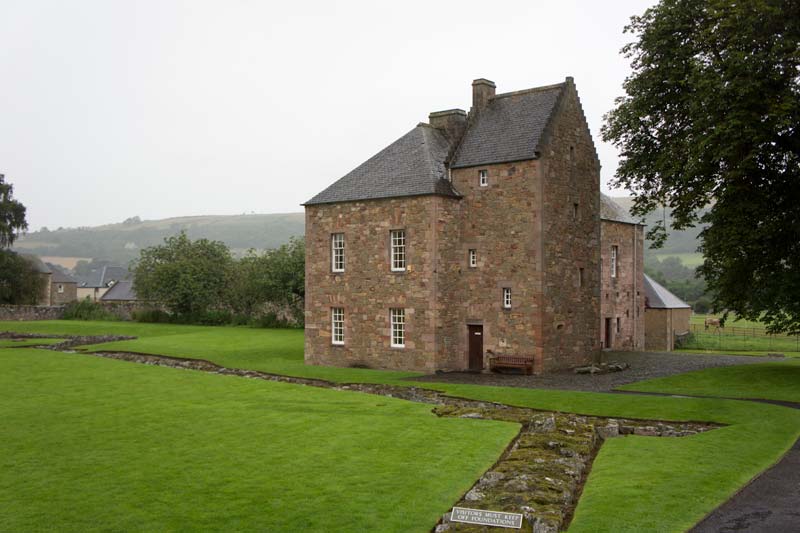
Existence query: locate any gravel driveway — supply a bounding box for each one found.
[411,351,786,393]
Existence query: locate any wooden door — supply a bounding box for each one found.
[468,325,484,371]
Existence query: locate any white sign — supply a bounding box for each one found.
[450,507,523,529]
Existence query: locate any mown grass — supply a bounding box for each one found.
[0,338,62,347]
[0,348,518,532]
[2,320,800,532]
[618,359,800,403]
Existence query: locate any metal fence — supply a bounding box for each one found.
[677,323,800,353]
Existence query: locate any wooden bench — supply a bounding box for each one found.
[489,354,535,375]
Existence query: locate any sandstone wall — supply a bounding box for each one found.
[538,83,601,370]
[304,196,444,371]
[600,220,645,350]
[50,282,78,305]
[445,160,544,371]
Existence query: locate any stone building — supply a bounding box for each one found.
[304,77,623,374]
[643,274,692,351]
[19,254,78,305]
[599,196,645,350]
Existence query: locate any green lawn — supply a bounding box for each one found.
[2,320,800,532]
[685,314,800,356]
[0,348,517,532]
[618,359,800,403]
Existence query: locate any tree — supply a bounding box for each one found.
[228,238,305,323]
[0,251,47,304]
[132,232,233,316]
[0,174,28,248]
[603,0,800,333]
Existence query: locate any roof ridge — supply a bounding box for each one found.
[492,82,566,100]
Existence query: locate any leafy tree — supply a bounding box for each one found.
[0,174,28,248]
[228,238,305,323]
[0,251,47,304]
[603,0,800,333]
[132,232,233,316]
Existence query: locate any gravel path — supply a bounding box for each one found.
[411,351,786,392]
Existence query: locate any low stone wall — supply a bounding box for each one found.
[0,305,65,321]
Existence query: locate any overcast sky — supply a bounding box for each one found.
[1,0,656,230]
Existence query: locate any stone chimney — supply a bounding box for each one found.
[471,78,496,113]
[428,109,467,142]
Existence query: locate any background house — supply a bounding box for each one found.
[99,281,138,303]
[18,254,78,305]
[76,265,130,301]
[599,195,645,351]
[643,273,692,351]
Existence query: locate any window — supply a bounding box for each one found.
[469,249,477,268]
[569,145,575,164]
[578,268,584,287]
[390,308,405,347]
[616,317,621,333]
[573,203,579,219]
[503,288,512,309]
[331,308,344,345]
[390,230,406,271]
[331,233,345,272]
[479,169,488,187]
[610,245,618,278]
[57,284,64,294]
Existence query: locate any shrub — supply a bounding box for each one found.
[132,308,172,323]
[62,300,119,321]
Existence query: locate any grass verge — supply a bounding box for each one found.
[0,348,517,532]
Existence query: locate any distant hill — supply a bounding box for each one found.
[15,213,305,265]
[15,198,707,267]
[610,196,707,256]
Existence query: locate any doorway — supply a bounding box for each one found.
[468,324,484,371]
[604,317,612,349]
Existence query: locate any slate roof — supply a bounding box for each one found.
[78,266,130,288]
[100,280,138,302]
[600,194,637,224]
[304,124,460,206]
[643,274,691,309]
[46,263,77,283]
[450,83,566,169]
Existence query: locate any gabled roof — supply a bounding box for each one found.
[46,263,77,283]
[450,83,566,169]
[304,124,460,206]
[600,194,637,225]
[100,280,138,302]
[78,265,130,288]
[643,274,691,309]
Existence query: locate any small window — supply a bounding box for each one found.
[610,245,618,278]
[469,249,477,268]
[57,284,64,294]
[502,288,512,309]
[390,230,406,271]
[578,268,584,287]
[390,308,405,348]
[331,308,344,345]
[479,169,488,187]
[573,203,579,219]
[569,145,575,164]
[616,317,621,333]
[331,233,345,272]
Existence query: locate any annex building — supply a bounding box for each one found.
[304,78,645,374]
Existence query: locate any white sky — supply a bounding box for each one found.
[0,0,656,230]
